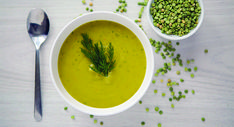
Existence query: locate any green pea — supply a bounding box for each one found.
[145,108,149,112]
[176,71,181,75]
[139,100,142,104]
[154,73,158,77]
[191,73,195,78]
[180,79,184,82]
[201,117,205,122]
[158,123,162,127]
[169,98,172,102]
[154,89,158,94]
[141,121,145,126]
[192,90,195,94]
[82,0,86,4]
[155,107,159,112]
[171,104,174,108]
[188,68,192,72]
[194,66,198,71]
[94,119,98,123]
[159,110,163,115]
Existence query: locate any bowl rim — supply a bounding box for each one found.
[146,0,204,40]
[50,11,154,116]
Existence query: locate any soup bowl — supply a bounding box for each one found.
[50,11,154,116]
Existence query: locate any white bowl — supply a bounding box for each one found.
[146,0,204,40]
[50,12,154,116]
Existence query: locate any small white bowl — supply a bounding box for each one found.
[50,12,154,116]
[146,0,204,40]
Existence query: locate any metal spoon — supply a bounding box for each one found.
[27,8,50,121]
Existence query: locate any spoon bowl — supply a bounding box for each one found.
[27,8,49,49]
[27,8,50,121]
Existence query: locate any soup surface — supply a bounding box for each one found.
[58,20,146,108]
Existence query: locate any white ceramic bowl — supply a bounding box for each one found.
[146,0,204,40]
[50,12,154,116]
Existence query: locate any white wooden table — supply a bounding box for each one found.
[0,0,234,127]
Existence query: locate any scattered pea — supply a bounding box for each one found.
[154,89,158,94]
[176,71,181,75]
[168,79,171,83]
[159,110,163,115]
[141,121,145,126]
[187,60,190,64]
[176,42,180,46]
[71,115,75,119]
[194,66,198,71]
[204,49,208,53]
[139,100,142,104]
[100,121,104,125]
[89,2,93,6]
[155,107,159,112]
[188,68,192,72]
[162,93,166,97]
[154,73,158,77]
[160,79,164,83]
[172,62,176,66]
[86,7,89,11]
[169,98,172,102]
[171,104,174,108]
[169,87,173,92]
[64,107,68,110]
[192,90,195,94]
[184,89,188,94]
[94,119,98,123]
[191,73,195,78]
[138,2,147,6]
[201,117,206,122]
[158,123,162,127]
[184,67,188,72]
[180,79,184,82]
[82,0,86,4]
[145,108,149,112]
[152,80,156,84]
[90,115,94,118]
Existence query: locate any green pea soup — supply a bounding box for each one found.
[58,20,146,108]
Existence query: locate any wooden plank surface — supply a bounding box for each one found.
[0,0,234,126]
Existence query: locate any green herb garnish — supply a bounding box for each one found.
[80,33,116,77]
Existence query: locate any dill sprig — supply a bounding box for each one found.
[80,33,116,77]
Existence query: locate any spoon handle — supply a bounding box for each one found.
[34,49,42,121]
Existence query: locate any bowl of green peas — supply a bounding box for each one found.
[147,0,204,40]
